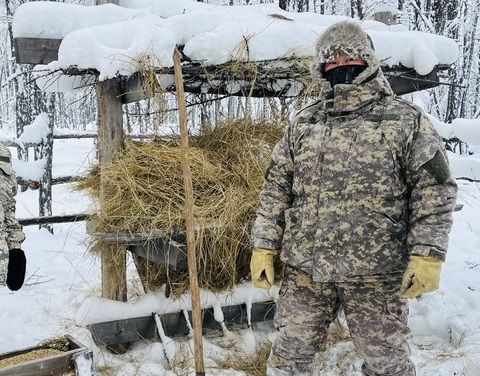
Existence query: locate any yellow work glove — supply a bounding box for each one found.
[401,255,443,298]
[250,247,276,289]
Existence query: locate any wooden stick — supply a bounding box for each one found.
[173,47,206,376]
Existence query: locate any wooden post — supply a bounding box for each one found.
[173,48,206,376]
[96,78,127,302]
[373,11,398,25]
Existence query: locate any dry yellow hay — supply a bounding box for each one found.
[77,118,284,297]
[214,341,272,376]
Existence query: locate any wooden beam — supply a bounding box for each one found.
[384,67,440,96]
[119,65,448,100]
[14,38,61,65]
[97,79,124,162]
[12,35,450,97]
[373,11,398,25]
[96,78,127,303]
[18,213,89,226]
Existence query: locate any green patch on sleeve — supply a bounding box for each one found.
[422,150,450,184]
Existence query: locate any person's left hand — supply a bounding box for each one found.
[6,249,26,291]
[401,255,442,298]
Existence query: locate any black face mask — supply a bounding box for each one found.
[323,65,368,87]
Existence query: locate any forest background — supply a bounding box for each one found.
[1,0,479,147]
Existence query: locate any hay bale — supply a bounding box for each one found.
[77,118,284,297]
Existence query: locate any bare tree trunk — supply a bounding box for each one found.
[6,0,32,161]
[297,0,309,12]
[279,0,289,11]
[350,0,364,19]
[39,98,54,233]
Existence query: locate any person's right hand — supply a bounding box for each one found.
[250,247,275,289]
[6,249,26,291]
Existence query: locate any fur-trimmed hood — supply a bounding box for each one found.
[309,20,393,110]
[314,21,378,84]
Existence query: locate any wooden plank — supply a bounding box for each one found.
[373,11,398,25]
[96,78,124,163]
[384,67,440,96]
[16,175,80,188]
[14,38,61,65]
[52,175,81,184]
[13,35,449,97]
[53,133,98,139]
[18,213,89,226]
[121,65,446,99]
[93,230,166,244]
[96,77,127,303]
[120,74,149,104]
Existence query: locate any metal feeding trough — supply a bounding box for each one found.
[93,230,187,270]
[90,230,276,348]
[87,301,275,347]
[0,335,93,376]
[128,237,187,271]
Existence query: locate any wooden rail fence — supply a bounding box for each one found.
[4,129,159,231]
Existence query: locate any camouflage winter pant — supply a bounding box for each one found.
[0,249,7,287]
[268,266,415,376]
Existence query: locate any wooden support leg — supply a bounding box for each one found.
[101,243,128,354]
[100,243,127,301]
[96,77,127,305]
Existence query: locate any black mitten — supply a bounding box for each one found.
[6,249,26,291]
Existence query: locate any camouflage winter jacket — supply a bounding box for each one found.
[0,143,25,286]
[251,21,457,282]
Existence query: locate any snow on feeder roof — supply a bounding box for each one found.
[13,0,458,81]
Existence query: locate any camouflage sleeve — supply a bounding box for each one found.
[4,195,25,250]
[251,122,295,251]
[404,113,457,262]
[0,147,25,251]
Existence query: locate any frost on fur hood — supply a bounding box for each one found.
[310,21,393,96]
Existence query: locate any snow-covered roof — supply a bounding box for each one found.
[13,0,458,80]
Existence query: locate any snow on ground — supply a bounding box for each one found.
[1,136,480,375]
[13,0,458,80]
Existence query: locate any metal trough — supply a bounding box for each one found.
[93,230,187,270]
[0,335,92,376]
[87,301,276,346]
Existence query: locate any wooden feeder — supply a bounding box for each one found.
[12,1,455,305]
[0,335,92,376]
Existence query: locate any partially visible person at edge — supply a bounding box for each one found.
[250,21,457,376]
[0,143,26,291]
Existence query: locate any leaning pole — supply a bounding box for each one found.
[173,47,206,376]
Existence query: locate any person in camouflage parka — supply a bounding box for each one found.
[0,143,26,291]
[250,21,457,376]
